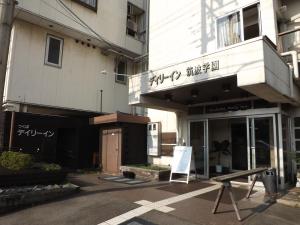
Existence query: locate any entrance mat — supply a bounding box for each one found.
[196,187,256,205]
[99,176,149,185]
[158,181,214,194]
[119,217,157,225]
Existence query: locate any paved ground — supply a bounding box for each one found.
[0,173,299,225]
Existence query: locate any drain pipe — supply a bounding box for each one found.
[281,51,299,79]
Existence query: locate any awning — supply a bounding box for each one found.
[89,112,150,125]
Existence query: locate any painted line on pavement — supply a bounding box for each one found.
[97,184,220,225]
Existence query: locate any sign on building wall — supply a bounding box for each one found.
[12,113,58,162]
[206,101,252,113]
[149,60,220,87]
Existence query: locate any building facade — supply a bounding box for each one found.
[3,0,149,168]
[129,0,300,189]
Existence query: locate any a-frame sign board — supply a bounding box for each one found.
[169,146,192,184]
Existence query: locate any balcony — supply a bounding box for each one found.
[129,36,300,112]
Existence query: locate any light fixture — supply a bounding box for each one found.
[211,96,219,101]
[222,83,231,92]
[191,89,199,98]
[186,99,193,106]
[100,70,108,75]
[165,93,172,102]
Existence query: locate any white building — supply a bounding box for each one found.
[3,0,149,168]
[129,0,300,189]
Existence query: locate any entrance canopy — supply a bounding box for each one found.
[89,112,150,125]
[129,36,300,112]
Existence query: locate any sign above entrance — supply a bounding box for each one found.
[149,60,220,86]
[206,101,252,113]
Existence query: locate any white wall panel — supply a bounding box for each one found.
[4,20,131,114]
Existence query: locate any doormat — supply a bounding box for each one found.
[119,217,157,225]
[99,176,149,185]
[196,186,256,205]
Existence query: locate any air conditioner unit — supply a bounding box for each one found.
[147,122,161,156]
[127,19,138,32]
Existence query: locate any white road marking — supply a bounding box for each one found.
[97,184,220,225]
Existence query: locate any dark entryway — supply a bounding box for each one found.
[90,112,149,175]
[231,120,248,170]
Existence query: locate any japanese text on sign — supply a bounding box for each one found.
[17,125,55,138]
[149,60,219,86]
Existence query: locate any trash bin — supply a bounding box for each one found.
[262,168,277,196]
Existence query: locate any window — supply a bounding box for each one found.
[115,59,127,84]
[217,12,241,47]
[294,117,300,171]
[127,3,145,41]
[45,35,63,68]
[72,0,97,12]
[217,3,261,48]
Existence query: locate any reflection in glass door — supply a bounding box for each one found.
[190,120,209,178]
[247,115,277,182]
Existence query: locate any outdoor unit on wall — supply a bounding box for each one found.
[147,122,161,156]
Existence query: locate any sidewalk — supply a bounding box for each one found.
[277,187,300,208]
[0,173,299,225]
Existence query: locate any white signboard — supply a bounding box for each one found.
[169,146,192,184]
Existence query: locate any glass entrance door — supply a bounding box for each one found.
[247,115,277,183]
[190,120,209,178]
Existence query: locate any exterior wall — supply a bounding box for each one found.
[149,0,278,71]
[4,20,131,114]
[130,0,297,169]
[280,0,300,58]
[16,0,147,55]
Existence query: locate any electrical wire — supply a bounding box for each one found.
[40,0,93,36]
[56,0,114,50]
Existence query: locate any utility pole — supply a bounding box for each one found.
[0,0,16,151]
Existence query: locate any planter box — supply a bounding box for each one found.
[296,172,300,188]
[120,166,170,181]
[0,184,79,214]
[0,168,67,187]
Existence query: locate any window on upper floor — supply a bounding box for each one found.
[115,58,127,84]
[127,3,146,42]
[45,34,63,68]
[72,0,97,12]
[217,3,261,48]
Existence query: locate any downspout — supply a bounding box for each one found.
[8,111,15,150]
[281,51,299,79]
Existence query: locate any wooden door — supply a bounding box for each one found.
[102,128,122,174]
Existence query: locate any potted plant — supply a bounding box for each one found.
[294,154,300,187]
[212,140,231,173]
[287,152,300,187]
